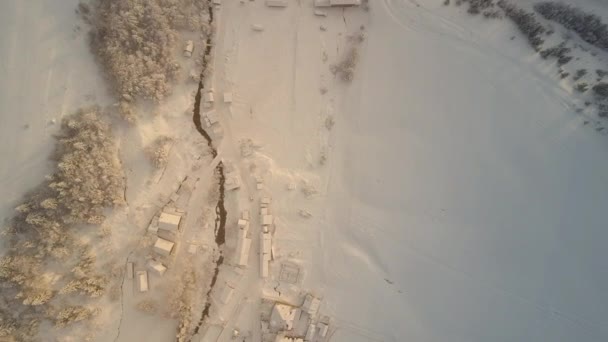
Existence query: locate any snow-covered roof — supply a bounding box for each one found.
[235,236,252,267]
[158,212,181,232]
[270,304,297,331]
[137,271,149,292]
[302,294,321,316]
[262,214,274,226]
[154,237,175,256]
[148,259,167,276]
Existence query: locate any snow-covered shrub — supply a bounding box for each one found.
[146,136,174,169]
[539,42,572,66]
[592,82,608,98]
[575,83,589,92]
[88,0,211,103]
[53,306,99,327]
[454,0,501,17]
[534,2,608,52]
[331,48,360,82]
[573,69,587,81]
[497,1,546,50]
[136,299,159,315]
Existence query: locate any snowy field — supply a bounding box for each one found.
[321,1,608,341]
[0,0,110,223]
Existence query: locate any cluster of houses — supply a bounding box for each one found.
[261,293,330,342]
[201,88,233,138]
[130,209,184,293]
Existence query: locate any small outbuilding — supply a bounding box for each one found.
[158,212,181,232]
[262,214,274,226]
[148,260,168,276]
[137,271,149,292]
[184,40,194,57]
[154,237,175,256]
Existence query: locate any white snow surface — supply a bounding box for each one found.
[2,0,608,341]
[210,0,608,341]
[0,0,110,222]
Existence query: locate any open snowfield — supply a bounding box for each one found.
[3,0,608,341]
[322,1,608,341]
[0,0,110,223]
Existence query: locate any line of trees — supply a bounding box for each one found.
[0,109,125,340]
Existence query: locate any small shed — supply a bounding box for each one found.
[238,219,249,229]
[241,210,250,220]
[158,212,181,232]
[204,91,215,103]
[262,214,274,226]
[137,271,149,292]
[184,40,194,57]
[148,260,167,276]
[154,237,175,256]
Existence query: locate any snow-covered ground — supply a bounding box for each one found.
[3,0,608,341]
[0,0,110,222]
[209,0,608,341]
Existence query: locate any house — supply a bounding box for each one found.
[266,0,288,7]
[184,40,194,57]
[242,210,250,220]
[154,237,175,256]
[148,260,167,276]
[158,212,181,232]
[137,271,149,292]
[270,304,297,331]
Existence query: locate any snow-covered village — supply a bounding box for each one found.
[2,0,608,341]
